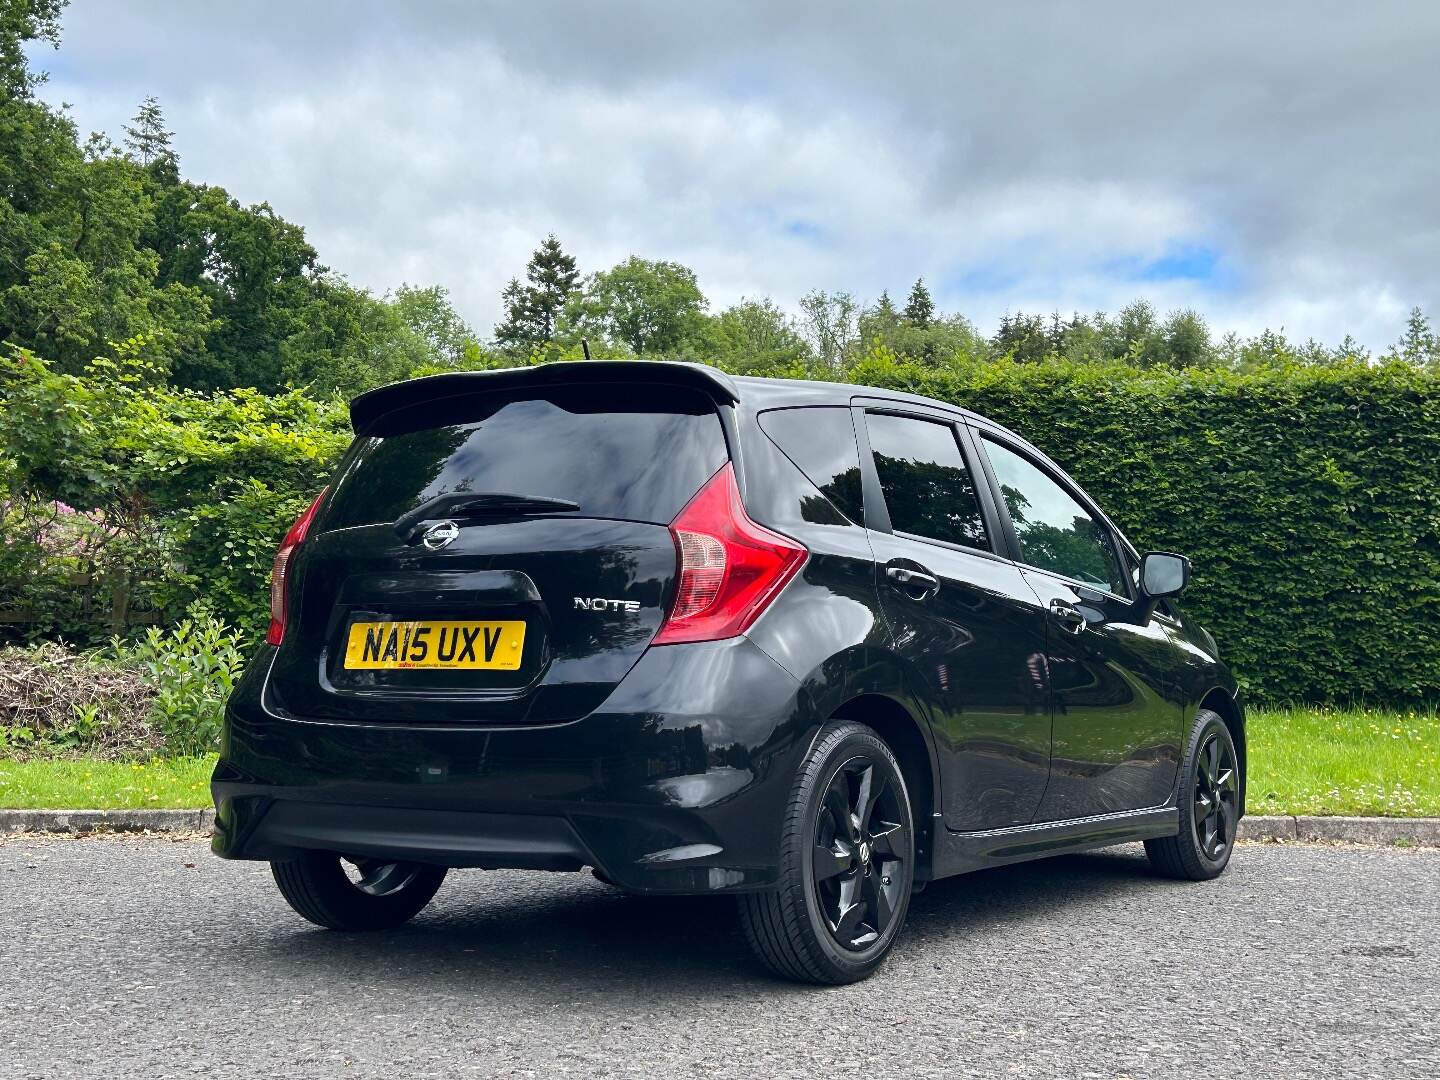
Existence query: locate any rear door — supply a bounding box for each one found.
[857,406,1053,832]
[973,431,1183,820]
[265,383,728,725]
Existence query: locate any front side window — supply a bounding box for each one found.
[865,412,989,550]
[981,437,1127,595]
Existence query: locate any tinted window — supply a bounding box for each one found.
[758,407,863,524]
[325,386,727,529]
[982,438,1127,595]
[866,413,989,550]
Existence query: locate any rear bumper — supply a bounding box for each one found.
[212,636,816,894]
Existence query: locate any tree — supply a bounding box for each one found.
[123,95,179,183]
[166,188,327,391]
[902,278,934,329]
[390,284,476,367]
[1114,300,1162,364]
[703,297,811,374]
[493,234,579,351]
[1396,307,1439,368]
[798,289,858,371]
[1,0,66,98]
[857,291,900,353]
[862,291,982,368]
[573,256,707,356]
[1159,309,1213,368]
[992,312,1051,363]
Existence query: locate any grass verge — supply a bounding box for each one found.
[0,707,1436,816]
[0,756,215,810]
[1247,705,1439,817]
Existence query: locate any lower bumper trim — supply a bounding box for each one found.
[232,800,591,871]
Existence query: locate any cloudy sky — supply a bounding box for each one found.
[32,1,1440,349]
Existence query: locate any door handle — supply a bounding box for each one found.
[886,564,940,597]
[1049,599,1086,634]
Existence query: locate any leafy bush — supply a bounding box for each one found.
[0,346,348,640]
[111,607,247,757]
[0,607,246,759]
[853,352,1440,704]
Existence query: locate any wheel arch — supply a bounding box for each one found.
[1198,687,1247,815]
[829,692,941,882]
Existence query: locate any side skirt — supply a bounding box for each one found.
[928,806,1179,881]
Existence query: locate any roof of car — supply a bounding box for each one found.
[349,359,1009,439]
[726,371,982,418]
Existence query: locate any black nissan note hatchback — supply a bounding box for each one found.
[213,360,1245,984]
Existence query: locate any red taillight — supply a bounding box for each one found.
[653,464,807,646]
[265,488,328,646]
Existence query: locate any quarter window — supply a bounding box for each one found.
[865,413,989,550]
[758,407,864,524]
[981,437,1127,595]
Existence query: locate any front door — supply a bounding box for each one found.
[859,409,1053,832]
[976,433,1184,820]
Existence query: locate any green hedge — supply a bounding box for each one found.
[851,354,1440,704]
[6,346,1438,703]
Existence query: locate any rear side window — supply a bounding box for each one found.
[325,385,728,530]
[865,412,989,550]
[758,407,864,524]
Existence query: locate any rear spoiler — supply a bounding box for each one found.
[349,361,741,435]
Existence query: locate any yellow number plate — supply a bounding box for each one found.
[343,620,526,671]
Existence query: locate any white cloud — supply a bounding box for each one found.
[36,0,1440,350]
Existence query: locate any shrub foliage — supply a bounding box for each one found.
[0,346,347,641]
[3,344,1438,706]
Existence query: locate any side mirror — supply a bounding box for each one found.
[1139,551,1191,599]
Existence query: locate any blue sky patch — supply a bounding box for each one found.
[1108,244,1229,287]
[782,218,826,243]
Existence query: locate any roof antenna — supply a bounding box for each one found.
[581,338,592,361]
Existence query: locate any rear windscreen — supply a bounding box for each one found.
[324,385,728,530]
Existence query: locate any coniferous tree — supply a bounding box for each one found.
[902,278,934,328]
[992,312,1051,363]
[124,95,180,186]
[494,234,580,351]
[124,97,172,164]
[1397,307,1438,367]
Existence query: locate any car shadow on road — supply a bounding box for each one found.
[238,847,1164,997]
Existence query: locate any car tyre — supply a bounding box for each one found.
[270,851,447,930]
[1145,708,1241,881]
[739,721,914,985]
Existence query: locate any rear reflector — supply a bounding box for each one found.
[265,488,328,646]
[653,464,806,645]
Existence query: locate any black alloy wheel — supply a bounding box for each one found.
[271,850,447,930]
[1146,708,1241,881]
[739,721,915,984]
[1192,730,1238,860]
[339,857,427,896]
[813,757,909,950]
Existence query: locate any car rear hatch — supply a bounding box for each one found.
[264,369,733,725]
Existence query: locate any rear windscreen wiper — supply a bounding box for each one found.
[394,491,580,542]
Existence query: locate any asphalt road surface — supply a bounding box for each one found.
[1,836,1436,1079]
